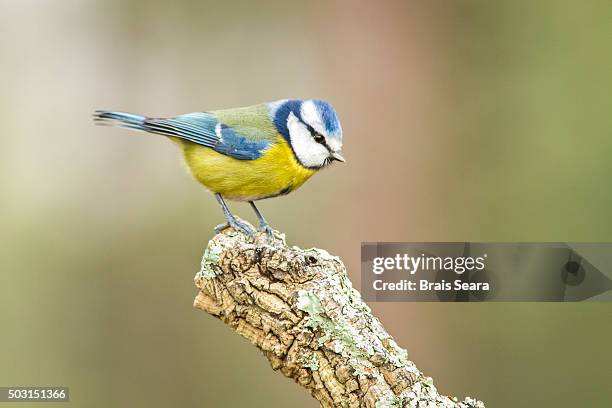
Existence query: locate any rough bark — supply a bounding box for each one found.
[193,224,485,408]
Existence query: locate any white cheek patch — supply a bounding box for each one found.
[300,100,326,135]
[287,112,329,168]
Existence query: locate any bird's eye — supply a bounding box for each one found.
[313,132,325,144]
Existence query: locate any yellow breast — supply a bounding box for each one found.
[180,136,316,201]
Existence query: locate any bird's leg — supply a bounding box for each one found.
[214,194,256,236]
[249,201,275,240]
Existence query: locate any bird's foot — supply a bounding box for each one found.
[214,222,230,235]
[214,218,256,237]
[259,223,275,242]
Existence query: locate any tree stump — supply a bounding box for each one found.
[193,224,485,408]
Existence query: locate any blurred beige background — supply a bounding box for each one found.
[1,1,611,407]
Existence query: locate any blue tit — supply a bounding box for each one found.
[93,99,345,238]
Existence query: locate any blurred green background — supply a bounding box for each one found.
[1,1,611,407]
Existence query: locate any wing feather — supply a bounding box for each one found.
[94,109,275,161]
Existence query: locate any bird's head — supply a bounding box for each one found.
[271,99,344,169]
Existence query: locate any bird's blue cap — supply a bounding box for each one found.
[271,99,342,141]
[311,99,342,138]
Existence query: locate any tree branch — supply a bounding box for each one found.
[193,224,485,408]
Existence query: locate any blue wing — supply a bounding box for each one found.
[94,111,271,160]
[144,113,272,160]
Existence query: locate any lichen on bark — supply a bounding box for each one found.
[193,224,485,408]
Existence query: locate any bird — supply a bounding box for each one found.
[93,99,345,239]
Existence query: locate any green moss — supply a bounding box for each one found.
[386,338,408,367]
[296,290,322,315]
[198,240,223,278]
[301,353,319,371]
[375,395,400,408]
[296,277,378,372]
[352,367,370,380]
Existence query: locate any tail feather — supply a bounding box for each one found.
[93,110,219,149]
[93,111,147,131]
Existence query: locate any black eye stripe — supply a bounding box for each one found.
[304,123,316,135]
[304,123,327,145]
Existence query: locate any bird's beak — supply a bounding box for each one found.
[331,151,346,163]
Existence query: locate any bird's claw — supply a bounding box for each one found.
[214,214,275,243]
[259,224,275,242]
[215,219,256,237]
[214,222,229,235]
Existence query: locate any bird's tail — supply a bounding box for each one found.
[93,110,148,132]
